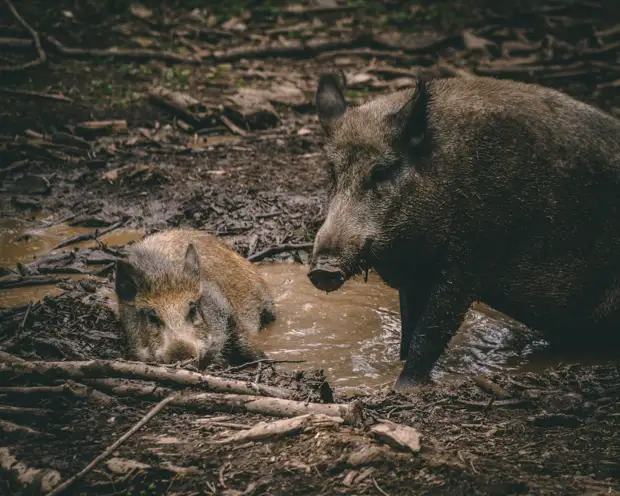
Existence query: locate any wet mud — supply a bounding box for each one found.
[1,0,620,494]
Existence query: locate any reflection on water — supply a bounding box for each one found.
[1,215,618,390]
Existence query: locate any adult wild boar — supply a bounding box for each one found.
[113,229,275,367]
[307,71,620,388]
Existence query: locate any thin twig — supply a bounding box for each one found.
[51,220,125,251]
[46,36,202,65]
[0,0,46,72]
[0,87,73,103]
[247,243,313,262]
[46,394,177,496]
[227,358,306,373]
[372,477,392,496]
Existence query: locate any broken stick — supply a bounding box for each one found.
[0,357,295,399]
[46,394,177,496]
[0,447,61,493]
[247,243,314,262]
[211,413,343,444]
[0,0,46,72]
[0,418,41,435]
[51,220,125,250]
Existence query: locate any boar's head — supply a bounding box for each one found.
[308,70,433,292]
[115,243,233,366]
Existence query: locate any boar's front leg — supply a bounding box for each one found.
[398,285,432,361]
[394,276,476,389]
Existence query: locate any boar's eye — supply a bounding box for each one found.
[187,302,199,322]
[368,161,400,186]
[145,309,162,326]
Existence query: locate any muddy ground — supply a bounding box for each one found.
[1,0,620,494]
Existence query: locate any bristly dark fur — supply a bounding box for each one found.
[310,73,620,388]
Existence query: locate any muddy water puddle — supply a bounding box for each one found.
[1,216,618,390]
[256,262,620,391]
[0,214,144,307]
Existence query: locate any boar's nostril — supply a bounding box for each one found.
[307,266,345,293]
[164,339,198,363]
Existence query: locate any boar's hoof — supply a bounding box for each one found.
[307,266,345,293]
[393,373,428,392]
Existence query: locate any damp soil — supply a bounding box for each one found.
[1,1,620,495]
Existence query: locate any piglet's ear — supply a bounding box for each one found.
[115,259,144,302]
[183,243,201,281]
[316,69,348,136]
[388,75,429,148]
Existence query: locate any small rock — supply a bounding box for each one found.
[371,421,421,454]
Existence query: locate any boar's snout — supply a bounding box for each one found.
[158,338,202,364]
[308,253,346,293]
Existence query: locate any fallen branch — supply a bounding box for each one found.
[0,275,62,290]
[0,0,46,72]
[148,87,202,127]
[0,447,61,493]
[0,159,29,179]
[0,36,32,49]
[51,220,125,250]
[211,413,343,444]
[0,351,25,363]
[0,380,115,404]
[247,243,314,262]
[179,393,363,424]
[0,404,51,417]
[453,398,530,409]
[46,36,202,65]
[0,418,41,435]
[83,379,363,425]
[472,375,510,399]
[46,394,177,496]
[0,87,72,103]
[0,358,295,399]
[227,358,306,373]
[75,120,128,137]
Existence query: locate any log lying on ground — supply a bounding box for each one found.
[0,447,61,493]
[0,380,115,404]
[0,419,41,435]
[86,378,363,425]
[211,413,344,444]
[0,357,294,399]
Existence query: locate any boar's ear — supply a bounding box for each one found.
[183,243,201,280]
[115,259,144,302]
[316,70,347,136]
[389,76,429,148]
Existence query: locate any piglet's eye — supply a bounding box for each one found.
[145,309,162,326]
[187,302,199,322]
